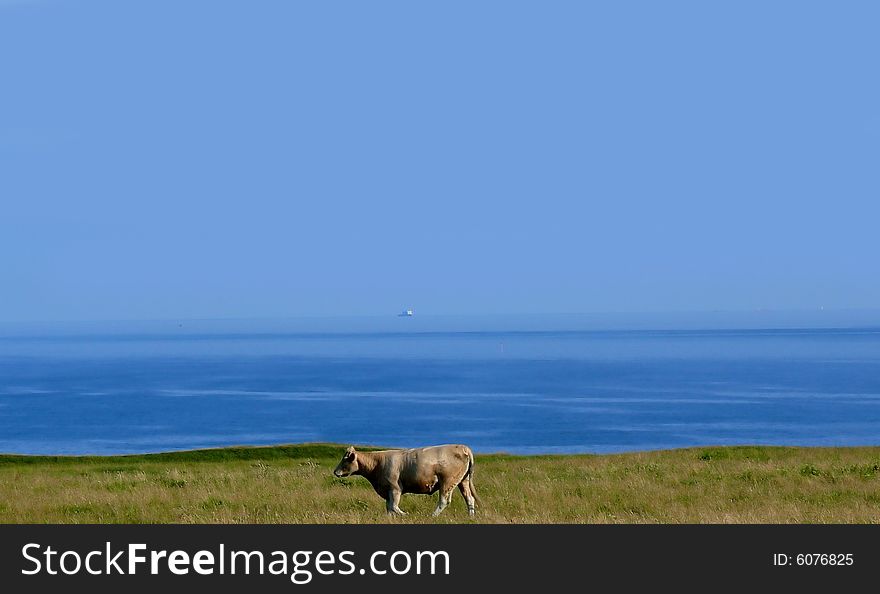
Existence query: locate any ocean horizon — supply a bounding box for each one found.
[1,314,879,456]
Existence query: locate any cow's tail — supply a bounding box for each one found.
[465,447,482,506]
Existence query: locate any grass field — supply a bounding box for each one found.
[2,444,880,523]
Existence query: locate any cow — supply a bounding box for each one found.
[332,444,478,516]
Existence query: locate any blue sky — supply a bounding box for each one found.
[1,1,878,322]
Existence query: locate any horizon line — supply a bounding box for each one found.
[1,307,880,328]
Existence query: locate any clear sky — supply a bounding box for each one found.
[1,1,878,322]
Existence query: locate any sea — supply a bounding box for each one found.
[1,313,879,455]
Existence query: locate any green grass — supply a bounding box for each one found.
[2,444,880,523]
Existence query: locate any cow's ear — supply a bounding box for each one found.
[346,451,356,461]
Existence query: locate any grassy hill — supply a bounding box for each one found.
[2,444,880,523]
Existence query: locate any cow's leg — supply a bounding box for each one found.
[432,483,455,516]
[386,489,406,515]
[458,479,476,517]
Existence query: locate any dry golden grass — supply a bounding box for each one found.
[1,444,880,523]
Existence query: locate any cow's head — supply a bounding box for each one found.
[333,446,359,477]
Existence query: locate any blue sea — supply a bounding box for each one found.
[1,315,879,455]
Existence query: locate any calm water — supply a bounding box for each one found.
[1,324,879,454]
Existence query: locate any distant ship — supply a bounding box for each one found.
[398,308,414,317]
